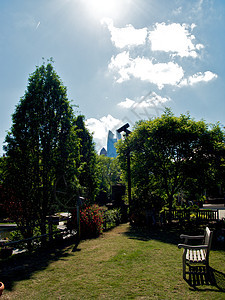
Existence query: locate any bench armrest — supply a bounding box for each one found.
[178,244,208,250]
[180,234,204,240]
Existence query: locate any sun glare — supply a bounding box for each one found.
[85,0,124,20]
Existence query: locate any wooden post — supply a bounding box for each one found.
[77,197,84,243]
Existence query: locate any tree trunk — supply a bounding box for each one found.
[168,195,173,224]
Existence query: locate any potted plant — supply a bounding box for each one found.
[0,282,4,296]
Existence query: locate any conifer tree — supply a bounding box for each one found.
[4,62,79,239]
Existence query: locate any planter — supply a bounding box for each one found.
[0,282,4,296]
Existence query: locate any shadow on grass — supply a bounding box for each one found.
[185,267,225,292]
[211,268,225,292]
[0,238,77,292]
[124,224,225,292]
[124,223,183,246]
[124,222,225,250]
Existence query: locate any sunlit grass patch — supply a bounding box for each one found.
[1,223,225,299]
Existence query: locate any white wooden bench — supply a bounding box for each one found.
[178,227,213,280]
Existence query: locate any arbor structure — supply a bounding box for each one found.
[117,110,225,217]
[3,62,80,239]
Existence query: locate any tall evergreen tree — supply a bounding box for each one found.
[3,62,79,239]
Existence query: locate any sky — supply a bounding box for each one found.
[1,0,225,154]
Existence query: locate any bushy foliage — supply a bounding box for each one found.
[75,116,99,203]
[96,155,122,204]
[117,109,225,216]
[103,208,122,230]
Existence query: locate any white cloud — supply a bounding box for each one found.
[149,22,204,58]
[109,51,130,69]
[101,18,148,48]
[118,92,171,109]
[86,114,123,152]
[138,92,171,107]
[109,51,184,88]
[102,18,217,93]
[108,51,131,83]
[196,43,204,51]
[118,98,135,108]
[180,71,218,86]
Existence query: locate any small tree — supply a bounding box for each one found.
[96,155,122,203]
[117,109,225,219]
[74,115,99,203]
[3,62,79,240]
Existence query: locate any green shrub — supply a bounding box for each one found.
[103,208,122,230]
[9,230,25,248]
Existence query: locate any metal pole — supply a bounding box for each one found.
[127,149,132,214]
[117,124,132,220]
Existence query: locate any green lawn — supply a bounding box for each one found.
[1,223,225,299]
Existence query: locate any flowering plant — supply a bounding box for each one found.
[80,204,103,238]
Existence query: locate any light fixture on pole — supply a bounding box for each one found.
[117,123,131,215]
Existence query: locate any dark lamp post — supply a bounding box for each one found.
[117,123,132,215]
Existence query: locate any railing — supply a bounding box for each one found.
[0,209,124,254]
[0,228,70,248]
[161,209,190,222]
[161,209,219,224]
[0,215,75,253]
[196,210,218,221]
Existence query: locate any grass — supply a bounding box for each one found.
[1,223,225,299]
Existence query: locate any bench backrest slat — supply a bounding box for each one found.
[204,227,213,261]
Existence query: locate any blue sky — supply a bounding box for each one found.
[1,0,225,154]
